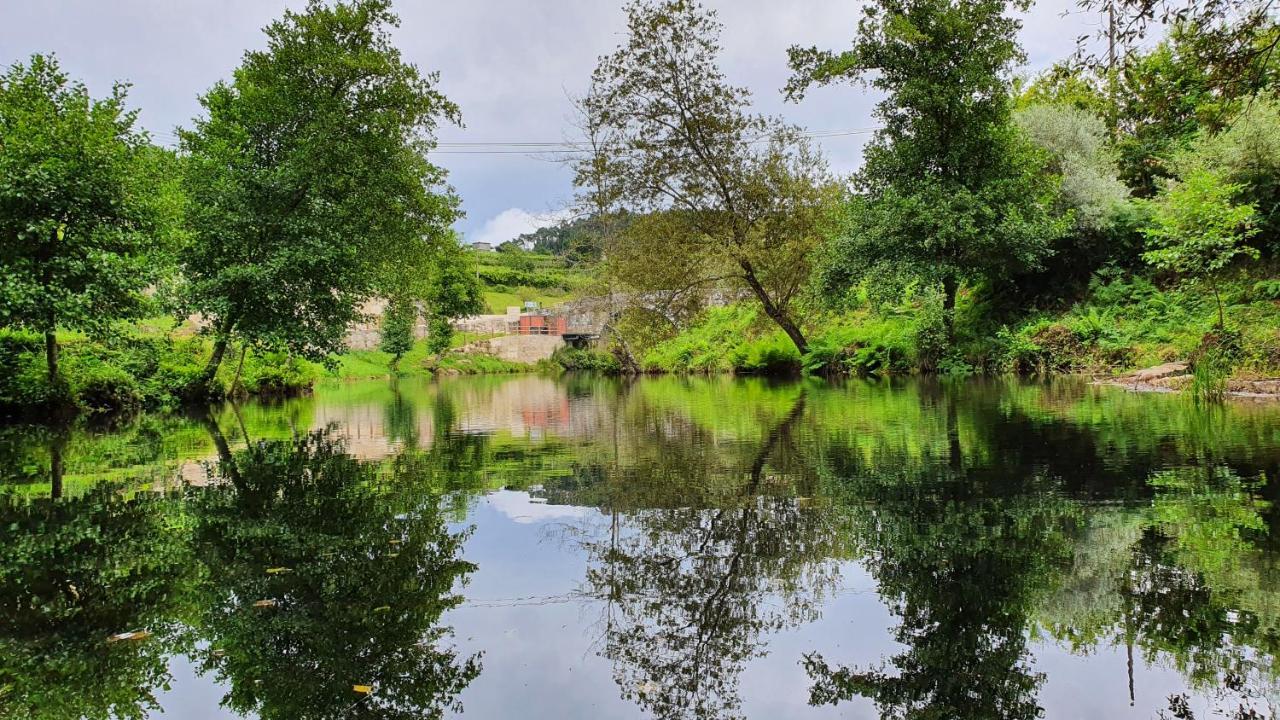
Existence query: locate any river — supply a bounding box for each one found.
[2,374,1278,719]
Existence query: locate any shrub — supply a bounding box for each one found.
[550,345,622,373]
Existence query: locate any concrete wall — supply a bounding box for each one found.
[461,334,564,363]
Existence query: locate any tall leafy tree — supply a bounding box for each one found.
[578,0,835,355]
[179,0,461,388]
[788,0,1064,341]
[0,54,173,386]
[379,299,416,371]
[421,237,483,357]
[1142,169,1259,330]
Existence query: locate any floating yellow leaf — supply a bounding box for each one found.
[353,685,373,695]
[253,599,277,608]
[265,567,292,575]
[107,631,152,643]
[373,605,391,613]
[386,552,399,558]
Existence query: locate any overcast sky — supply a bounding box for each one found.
[1,0,1104,245]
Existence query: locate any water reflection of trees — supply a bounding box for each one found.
[4,377,1280,719]
[571,392,846,719]
[0,424,482,720]
[189,430,480,720]
[0,485,195,720]
[803,383,1280,720]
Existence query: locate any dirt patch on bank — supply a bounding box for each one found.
[1093,362,1280,400]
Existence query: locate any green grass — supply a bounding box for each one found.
[481,287,577,314]
[324,332,513,382]
[471,248,595,313]
[628,266,1280,380]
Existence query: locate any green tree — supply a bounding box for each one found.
[179,0,461,389]
[380,299,416,371]
[422,238,483,356]
[0,54,173,387]
[579,0,835,355]
[1142,169,1259,329]
[1014,103,1137,283]
[1178,95,1280,251]
[788,0,1064,341]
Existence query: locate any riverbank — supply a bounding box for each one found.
[7,267,1278,420]
[629,269,1280,388]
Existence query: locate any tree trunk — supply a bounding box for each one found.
[44,330,59,385]
[231,345,248,396]
[199,319,233,388]
[942,274,959,346]
[1213,283,1225,331]
[738,258,808,355]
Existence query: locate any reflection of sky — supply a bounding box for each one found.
[145,489,1244,719]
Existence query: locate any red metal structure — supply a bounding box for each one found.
[512,314,568,336]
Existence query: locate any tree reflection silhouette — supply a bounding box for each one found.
[188,429,480,720]
[0,485,195,720]
[575,392,846,719]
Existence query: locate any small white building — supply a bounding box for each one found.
[471,241,496,252]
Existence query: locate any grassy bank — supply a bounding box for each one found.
[633,267,1280,380]
[0,325,319,418]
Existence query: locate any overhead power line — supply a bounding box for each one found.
[430,127,881,154]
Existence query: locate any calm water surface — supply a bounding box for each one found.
[3,375,1280,719]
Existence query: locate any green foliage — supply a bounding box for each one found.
[1106,24,1275,197]
[423,240,485,356]
[802,315,917,376]
[1014,104,1131,236]
[0,54,177,384]
[0,329,321,417]
[178,0,461,383]
[791,0,1066,339]
[380,299,416,370]
[1178,95,1280,252]
[516,214,622,262]
[643,305,802,374]
[548,345,622,373]
[1142,169,1260,328]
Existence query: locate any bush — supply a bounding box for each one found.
[235,351,319,396]
[549,345,622,373]
[63,353,142,413]
[730,332,801,374]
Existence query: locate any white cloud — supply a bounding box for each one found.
[484,490,592,524]
[468,207,572,247]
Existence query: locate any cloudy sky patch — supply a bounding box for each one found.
[0,0,1100,246]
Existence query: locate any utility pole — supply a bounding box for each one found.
[1107,0,1120,139]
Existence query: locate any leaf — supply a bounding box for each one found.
[265,566,292,575]
[252,599,277,608]
[353,684,374,694]
[106,630,152,643]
